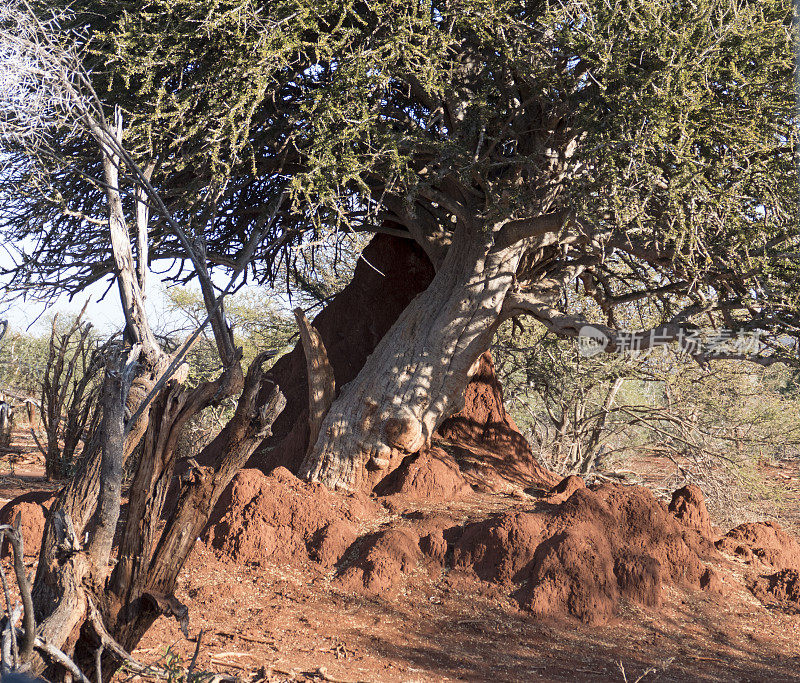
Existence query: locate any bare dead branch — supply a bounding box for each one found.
[94,643,103,683]
[135,161,156,292]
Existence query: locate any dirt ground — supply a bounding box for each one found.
[3,427,800,682]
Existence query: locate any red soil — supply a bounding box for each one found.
[203,467,380,567]
[716,521,800,570]
[435,352,559,492]
[545,474,585,504]
[199,465,735,627]
[0,489,55,557]
[454,483,721,624]
[335,527,423,594]
[4,446,800,681]
[3,353,800,680]
[752,569,800,613]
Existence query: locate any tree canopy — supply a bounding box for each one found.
[2,0,797,354]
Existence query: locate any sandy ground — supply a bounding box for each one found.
[3,427,800,682]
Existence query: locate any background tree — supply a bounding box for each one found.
[34,307,105,480]
[494,319,800,524]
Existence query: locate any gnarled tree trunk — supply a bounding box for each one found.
[299,225,526,491]
[246,233,436,474]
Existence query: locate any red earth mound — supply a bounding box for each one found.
[713,521,800,612]
[235,234,556,495]
[372,446,472,500]
[752,569,800,612]
[545,475,585,504]
[669,484,713,538]
[454,483,720,624]
[435,352,559,493]
[0,490,55,558]
[309,519,360,569]
[189,460,800,628]
[335,527,422,594]
[205,466,730,625]
[203,467,381,567]
[715,521,800,570]
[415,514,461,565]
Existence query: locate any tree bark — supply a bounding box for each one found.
[299,225,526,491]
[293,308,335,456]
[246,234,435,474]
[102,361,284,660]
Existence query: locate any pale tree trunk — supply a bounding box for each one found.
[27,354,284,680]
[299,225,526,491]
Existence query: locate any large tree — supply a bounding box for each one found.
[2,0,798,496]
[0,0,798,677]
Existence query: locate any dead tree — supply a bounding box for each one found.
[0,5,287,679]
[35,305,104,480]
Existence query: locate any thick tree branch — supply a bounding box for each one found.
[502,293,705,353]
[493,209,573,252]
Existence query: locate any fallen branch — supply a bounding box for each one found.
[33,635,91,683]
[209,658,250,671]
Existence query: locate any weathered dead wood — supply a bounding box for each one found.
[0,13,282,678]
[0,402,12,452]
[109,359,244,604]
[33,636,91,683]
[28,348,170,674]
[101,110,160,361]
[0,522,34,661]
[293,308,335,456]
[105,355,284,658]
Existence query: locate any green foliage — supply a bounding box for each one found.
[162,286,295,385]
[0,328,49,395]
[4,0,794,308]
[563,0,796,269]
